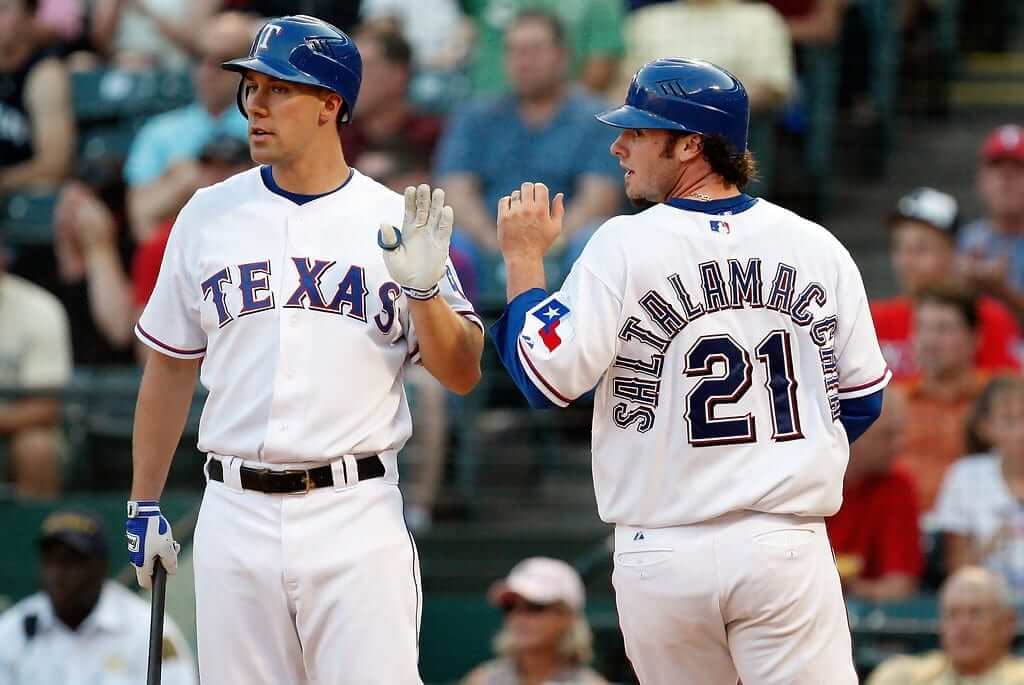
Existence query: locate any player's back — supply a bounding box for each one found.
[571,198,888,527]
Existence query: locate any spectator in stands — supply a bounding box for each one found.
[0,232,71,498]
[462,557,607,685]
[827,392,921,602]
[221,0,364,34]
[358,0,467,70]
[965,375,1003,456]
[345,26,443,168]
[462,0,625,95]
[0,0,74,192]
[931,377,1024,592]
[892,285,989,512]
[959,124,1024,321]
[436,9,621,258]
[0,510,197,683]
[615,0,794,109]
[615,0,794,194]
[90,0,204,69]
[123,11,256,242]
[866,566,1024,684]
[872,187,1020,381]
[765,0,847,45]
[52,155,137,365]
[58,135,251,361]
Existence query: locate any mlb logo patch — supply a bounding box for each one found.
[528,297,573,353]
[710,220,731,234]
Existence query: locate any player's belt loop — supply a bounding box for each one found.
[222,456,244,492]
[332,454,360,490]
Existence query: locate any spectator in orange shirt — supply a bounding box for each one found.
[871,187,1020,382]
[828,391,921,602]
[893,285,990,511]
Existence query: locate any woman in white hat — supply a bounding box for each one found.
[462,557,608,685]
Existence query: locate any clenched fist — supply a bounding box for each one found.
[497,181,565,262]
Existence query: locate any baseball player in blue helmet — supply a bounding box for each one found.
[490,57,887,684]
[126,14,484,684]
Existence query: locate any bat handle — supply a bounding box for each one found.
[147,559,168,685]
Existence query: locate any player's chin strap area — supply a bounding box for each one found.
[205,455,385,494]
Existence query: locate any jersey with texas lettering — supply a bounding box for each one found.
[514,196,890,527]
[136,167,480,468]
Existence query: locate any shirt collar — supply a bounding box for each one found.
[85,581,125,633]
[260,165,354,205]
[665,193,758,215]
[29,581,120,635]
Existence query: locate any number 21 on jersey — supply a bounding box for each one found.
[684,330,803,447]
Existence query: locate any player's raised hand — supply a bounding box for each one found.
[497,181,565,261]
[378,184,454,300]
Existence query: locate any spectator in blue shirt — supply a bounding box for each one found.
[123,11,257,241]
[959,125,1024,322]
[435,9,622,260]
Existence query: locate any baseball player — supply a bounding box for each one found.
[124,15,483,684]
[490,58,890,684]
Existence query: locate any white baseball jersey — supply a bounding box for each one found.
[514,197,890,528]
[135,166,481,468]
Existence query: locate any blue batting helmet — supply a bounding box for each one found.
[596,58,749,153]
[222,15,362,123]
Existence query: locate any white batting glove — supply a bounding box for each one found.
[378,184,454,300]
[125,500,180,589]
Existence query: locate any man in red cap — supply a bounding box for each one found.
[959,125,1024,320]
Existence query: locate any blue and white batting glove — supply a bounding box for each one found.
[125,500,180,589]
[378,184,453,301]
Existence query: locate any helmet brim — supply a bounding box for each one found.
[221,56,322,89]
[595,105,698,134]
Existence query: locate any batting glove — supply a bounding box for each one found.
[125,500,180,589]
[378,184,454,300]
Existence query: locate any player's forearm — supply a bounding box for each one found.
[130,353,200,499]
[84,242,135,348]
[438,177,499,251]
[848,574,917,602]
[409,298,482,395]
[504,255,547,302]
[128,178,195,242]
[0,157,67,191]
[0,397,61,434]
[561,183,620,237]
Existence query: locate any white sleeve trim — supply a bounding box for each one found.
[135,324,206,360]
[837,366,892,399]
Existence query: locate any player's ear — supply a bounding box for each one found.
[320,93,343,126]
[678,134,703,163]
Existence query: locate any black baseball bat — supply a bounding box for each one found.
[147,560,168,685]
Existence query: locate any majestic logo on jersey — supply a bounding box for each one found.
[709,220,731,234]
[531,298,572,352]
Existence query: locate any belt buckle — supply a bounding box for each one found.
[283,468,312,495]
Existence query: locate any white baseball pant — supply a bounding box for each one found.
[613,511,857,685]
[192,457,422,684]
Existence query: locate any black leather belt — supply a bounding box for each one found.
[206,455,385,494]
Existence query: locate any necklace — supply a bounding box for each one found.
[683,192,713,201]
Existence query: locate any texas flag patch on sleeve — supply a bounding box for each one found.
[522,296,575,357]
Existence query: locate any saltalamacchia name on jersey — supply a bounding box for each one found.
[610,257,841,434]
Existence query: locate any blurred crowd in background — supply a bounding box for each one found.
[4,0,1024,682]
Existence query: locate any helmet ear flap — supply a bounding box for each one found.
[235,80,248,118]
